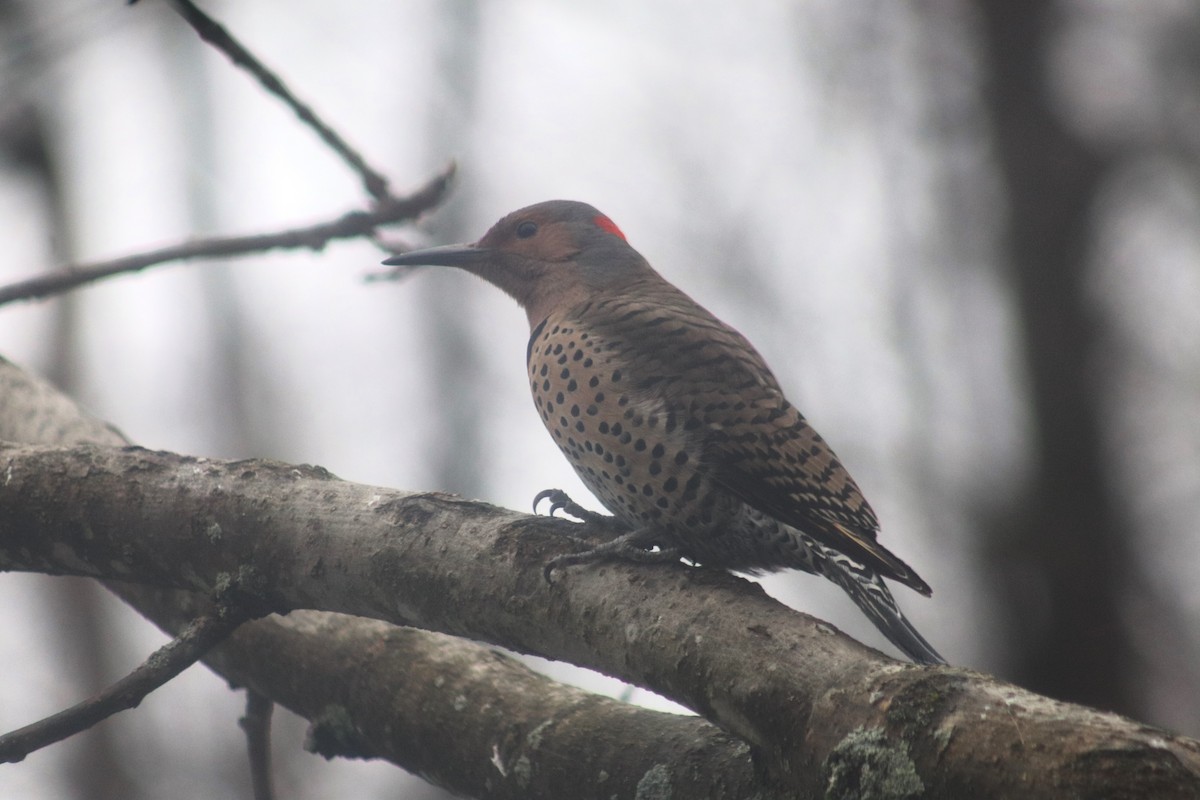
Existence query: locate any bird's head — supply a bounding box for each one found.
[382,200,655,325]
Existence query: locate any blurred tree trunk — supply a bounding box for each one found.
[0,1,142,795]
[974,0,1138,715]
[416,1,488,499]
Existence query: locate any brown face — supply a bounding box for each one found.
[476,208,586,264]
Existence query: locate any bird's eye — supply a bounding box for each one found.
[516,221,538,239]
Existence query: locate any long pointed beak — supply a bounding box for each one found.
[381,243,488,268]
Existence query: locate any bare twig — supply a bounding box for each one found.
[0,602,252,764]
[240,691,276,800]
[0,163,454,307]
[164,0,392,201]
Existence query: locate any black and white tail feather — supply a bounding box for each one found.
[811,542,946,665]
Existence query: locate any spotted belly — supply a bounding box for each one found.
[526,316,728,534]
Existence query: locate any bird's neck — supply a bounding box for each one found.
[521,282,594,330]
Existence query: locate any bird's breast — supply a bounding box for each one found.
[526,316,724,530]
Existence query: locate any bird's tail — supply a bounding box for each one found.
[814,544,946,665]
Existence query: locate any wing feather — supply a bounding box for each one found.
[577,286,931,595]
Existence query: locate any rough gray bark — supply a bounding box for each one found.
[0,356,759,798]
[1,356,1198,799]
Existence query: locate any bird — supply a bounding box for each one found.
[382,200,945,665]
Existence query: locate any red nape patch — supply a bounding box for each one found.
[593,215,626,241]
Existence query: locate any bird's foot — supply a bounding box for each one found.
[543,527,679,582]
[533,489,625,531]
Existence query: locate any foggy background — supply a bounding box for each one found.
[0,1,1197,797]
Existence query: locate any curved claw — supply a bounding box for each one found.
[533,488,569,516]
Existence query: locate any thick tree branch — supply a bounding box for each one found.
[0,163,454,307]
[0,354,1198,797]
[206,611,758,800]
[0,356,762,799]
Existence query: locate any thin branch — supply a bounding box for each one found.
[0,603,252,764]
[240,691,276,800]
[0,163,454,307]
[164,0,392,201]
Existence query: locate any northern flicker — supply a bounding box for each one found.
[382,200,945,665]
